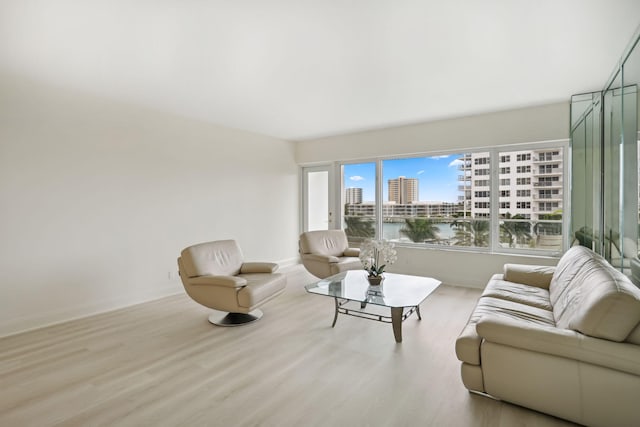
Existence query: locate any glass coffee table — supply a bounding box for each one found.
[305,270,441,342]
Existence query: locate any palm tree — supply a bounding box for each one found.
[500,214,532,248]
[400,218,440,243]
[450,219,490,247]
[344,216,375,239]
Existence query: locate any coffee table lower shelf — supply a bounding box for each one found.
[332,298,421,343]
[305,271,441,343]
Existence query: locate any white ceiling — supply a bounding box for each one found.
[1,1,640,141]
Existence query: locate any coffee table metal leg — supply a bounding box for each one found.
[332,298,339,327]
[416,305,422,320]
[391,307,403,343]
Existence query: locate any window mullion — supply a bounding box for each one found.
[490,149,500,251]
[376,159,383,239]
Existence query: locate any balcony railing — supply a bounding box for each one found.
[532,194,562,201]
[532,206,561,212]
[533,180,563,187]
[532,155,562,163]
[533,165,563,176]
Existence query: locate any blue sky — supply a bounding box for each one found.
[343,154,463,203]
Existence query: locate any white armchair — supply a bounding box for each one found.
[177,240,286,326]
[298,230,362,279]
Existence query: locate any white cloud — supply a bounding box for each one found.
[417,170,425,175]
[350,175,365,181]
[429,155,450,160]
[448,159,463,167]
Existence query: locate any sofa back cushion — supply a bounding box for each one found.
[552,247,640,341]
[299,230,348,257]
[180,240,244,277]
[549,245,604,306]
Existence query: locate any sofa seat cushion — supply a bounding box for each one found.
[237,273,286,308]
[455,297,555,366]
[482,274,552,311]
[476,316,640,377]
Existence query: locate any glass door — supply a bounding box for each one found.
[302,165,335,231]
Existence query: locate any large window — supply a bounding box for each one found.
[338,142,567,255]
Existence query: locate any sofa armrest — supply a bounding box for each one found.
[240,262,279,274]
[476,315,640,376]
[343,248,360,257]
[189,275,248,288]
[503,263,555,289]
[302,253,340,263]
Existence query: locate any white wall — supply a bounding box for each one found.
[0,73,299,337]
[295,103,569,287]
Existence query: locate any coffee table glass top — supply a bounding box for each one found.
[305,270,441,308]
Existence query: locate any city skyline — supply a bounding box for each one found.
[343,155,462,203]
[343,148,563,222]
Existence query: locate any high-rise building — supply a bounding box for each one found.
[388,176,418,204]
[457,149,564,221]
[345,187,363,204]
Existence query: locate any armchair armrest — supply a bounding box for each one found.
[476,315,640,376]
[189,275,248,288]
[503,263,555,289]
[343,248,360,257]
[240,262,279,274]
[301,253,340,263]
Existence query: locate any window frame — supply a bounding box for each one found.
[336,139,569,256]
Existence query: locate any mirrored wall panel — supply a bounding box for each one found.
[571,28,640,283]
[570,92,602,254]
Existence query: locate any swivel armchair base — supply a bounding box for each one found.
[208,309,263,326]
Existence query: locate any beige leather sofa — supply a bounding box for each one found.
[299,230,362,279]
[456,245,640,427]
[178,240,286,326]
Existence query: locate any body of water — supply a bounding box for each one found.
[382,222,456,241]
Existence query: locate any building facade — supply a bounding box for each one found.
[345,187,363,204]
[344,201,462,218]
[458,149,563,221]
[388,176,418,204]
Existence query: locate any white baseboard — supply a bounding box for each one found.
[2,259,303,338]
[0,283,183,338]
[278,257,301,270]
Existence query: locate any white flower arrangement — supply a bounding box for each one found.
[359,239,398,277]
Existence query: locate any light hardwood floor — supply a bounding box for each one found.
[0,266,578,427]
